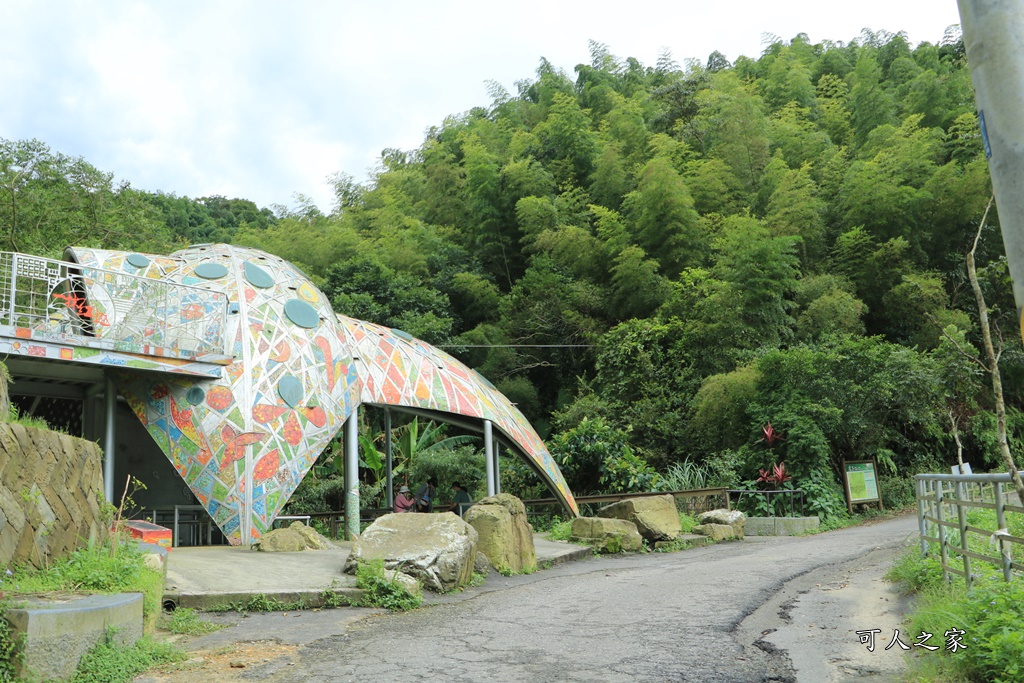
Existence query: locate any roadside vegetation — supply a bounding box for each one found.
[888,504,1024,683]
[354,560,422,611]
[889,551,1024,682]
[3,540,164,632]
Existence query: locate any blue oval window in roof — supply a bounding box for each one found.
[195,262,229,280]
[244,261,274,289]
[284,299,319,329]
[392,328,414,342]
[278,374,303,408]
[126,253,150,269]
[185,386,206,405]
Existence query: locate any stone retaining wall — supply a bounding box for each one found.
[0,422,107,568]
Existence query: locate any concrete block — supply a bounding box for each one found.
[744,517,820,536]
[773,516,820,535]
[744,518,776,536]
[7,592,143,682]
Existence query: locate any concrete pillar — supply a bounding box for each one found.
[484,419,495,497]
[958,0,1024,320]
[103,375,116,502]
[384,409,393,509]
[345,409,360,540]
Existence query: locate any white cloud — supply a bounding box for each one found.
[0,0,963,213]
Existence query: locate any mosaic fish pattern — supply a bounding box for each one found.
[66,244,578,542]
[68,245,361,545]
[339,315,578,515]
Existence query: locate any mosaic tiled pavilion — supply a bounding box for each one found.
[34,244,578,545]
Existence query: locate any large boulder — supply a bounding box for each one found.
[596,495,681,541]
[699,509,745,539]
[343,512,478,592]
[570,517,643,553]
[464,493,536,574]
[256,521,334,551]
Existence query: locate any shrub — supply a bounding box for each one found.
[0,602,21,683]
[797,468,848,520]
[283,476,346,514]
[659,459,712,491]
[408,445,486,502]
[957,580,1024,682]
[549,417,660,494]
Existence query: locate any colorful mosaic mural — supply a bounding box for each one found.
[339,316,578,515]
[68,245,361,545]
[63,244,577,543]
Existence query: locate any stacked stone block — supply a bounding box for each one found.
[0,422,107,569]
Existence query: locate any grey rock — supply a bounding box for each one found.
[596,495,682,541]
[343,512,478,592]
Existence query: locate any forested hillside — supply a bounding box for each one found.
[1,27,1014,518]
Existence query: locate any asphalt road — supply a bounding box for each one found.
[152,513,919,683]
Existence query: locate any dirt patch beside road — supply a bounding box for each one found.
[737,541,916,682]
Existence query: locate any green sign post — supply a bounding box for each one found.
[843,458,883,514]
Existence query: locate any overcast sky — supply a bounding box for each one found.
[2,1,964,213]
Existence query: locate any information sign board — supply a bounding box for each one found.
[843,458,883,514]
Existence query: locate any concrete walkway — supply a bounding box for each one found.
[163,534,591,610]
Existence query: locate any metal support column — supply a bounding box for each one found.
[494,443,501,495]
[103,375,116,502]
[484,419,495,497]
[384,409,394,509]
[344,409,360,540]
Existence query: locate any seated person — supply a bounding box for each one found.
[416,477,437,512]
[394,485,416,513]
[448,482,473,517]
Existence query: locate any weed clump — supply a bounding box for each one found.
[355,560,421,611]
[71,630,184,683]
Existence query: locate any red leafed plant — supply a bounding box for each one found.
[761,422,784,446]
[756,462,792,488]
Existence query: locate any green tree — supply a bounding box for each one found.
[848,53,896,148]
[621,156,703,276]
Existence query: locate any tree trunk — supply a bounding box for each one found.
[967,198,1024,505]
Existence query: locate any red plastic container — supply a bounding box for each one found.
[120,520,173,549]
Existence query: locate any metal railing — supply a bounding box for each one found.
[0,252,228,360]
[916,473,1024,586]
[728,488,806,517]
[523,487,731,517]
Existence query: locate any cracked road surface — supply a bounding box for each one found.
[150,514,918,683]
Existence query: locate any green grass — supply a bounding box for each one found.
[651,537,698,553]
[160,608,222,636]
[888,547,1024,683]
[5,538,164,632]
[70,631,185,683]
[206,593,312,613]
[354,560,421,611]
[679,513,697,534]
[542,517,573,542]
